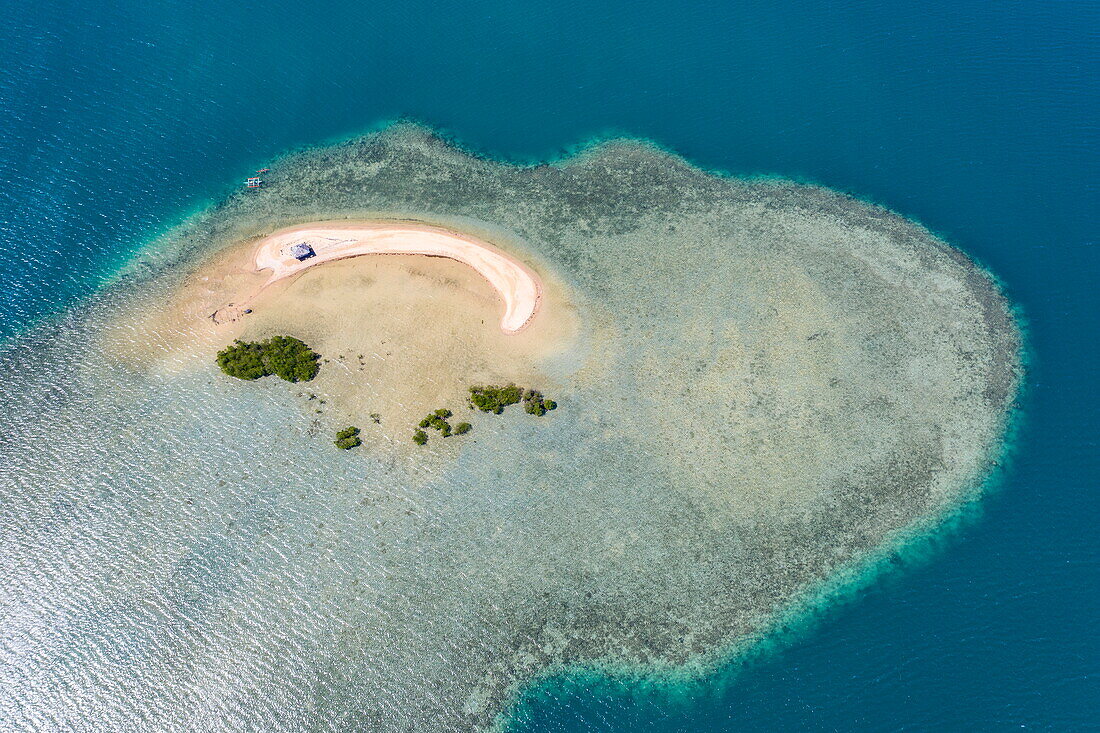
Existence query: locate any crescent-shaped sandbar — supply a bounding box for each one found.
[251,221,542,333]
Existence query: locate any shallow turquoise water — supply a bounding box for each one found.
[1,0,1096,729]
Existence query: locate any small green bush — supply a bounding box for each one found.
[469,384,557,416]
[217,336,320,382]
[216,341,267,380]
[468,384,524,413]
[334,426,361,450]
[521,388,556,417]
[416,406,474,442]
[412,429,428,446]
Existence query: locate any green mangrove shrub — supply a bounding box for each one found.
[468,384,523,413]
[522,389,557,416]
[217,336,320,382]
[414,407,473,444]
[334,426,362,450]
[468,384,557,416]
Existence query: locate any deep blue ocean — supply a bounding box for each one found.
[2,1,1096,729]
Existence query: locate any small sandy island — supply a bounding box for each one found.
[112,219,580,438]
[66,129,1019,732]
[215,221,542,334]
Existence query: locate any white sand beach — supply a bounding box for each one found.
[249,221,542,333]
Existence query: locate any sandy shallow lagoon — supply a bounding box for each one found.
[0,125,1021,731]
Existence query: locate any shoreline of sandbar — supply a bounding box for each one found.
[236,220,543,334]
